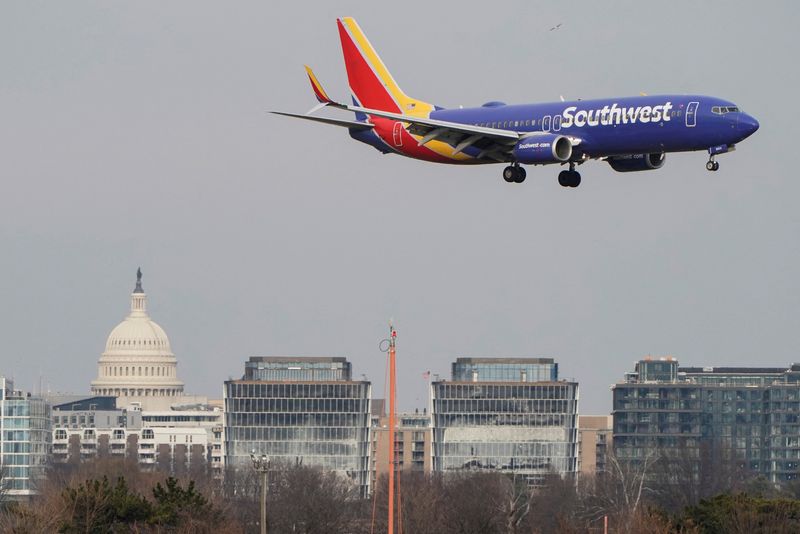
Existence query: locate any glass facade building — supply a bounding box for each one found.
[244,356,352,382]
[224,357,372,496]
[452,357,558,383]
[431,358,579,484]
[0,378,51,498]
[613,358,800,483]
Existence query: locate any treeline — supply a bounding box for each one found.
[2,455,800,533]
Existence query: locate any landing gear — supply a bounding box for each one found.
[706,159,719,172]
[503,164,526,183]
[558,163,581,188]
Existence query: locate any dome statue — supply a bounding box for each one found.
[91,269,185,403]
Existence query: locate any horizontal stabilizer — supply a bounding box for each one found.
[270,111,373,130]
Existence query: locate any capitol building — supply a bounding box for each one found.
[90,270,206,410]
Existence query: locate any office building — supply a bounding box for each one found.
[50,395,220,474]
[0,378,51,499]
[613,357,800,483]
[431,358,579,484]
[223,357,372,496]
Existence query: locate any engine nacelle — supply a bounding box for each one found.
[512,134,572,164]
[607,152,666,172]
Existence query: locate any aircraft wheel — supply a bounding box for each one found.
[514,167,527,183]
[706,161,716,171]
[558,170,570,187]
[712,161,720,171]
[570,171,582,187]
[503,166,516,183]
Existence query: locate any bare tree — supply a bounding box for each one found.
[268,464,361,534]
[579,448,658,533]
[495,472,531,534]
[370,472,450,534]
[441,472,508,534]
[526,473,579,533]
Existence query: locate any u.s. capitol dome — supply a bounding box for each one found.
[90,269,185,402]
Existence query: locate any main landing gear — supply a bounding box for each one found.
[558,163,581,188]
[503,164,527,183]
[706,156,720,172]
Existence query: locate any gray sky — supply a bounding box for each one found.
[1,1,798,413]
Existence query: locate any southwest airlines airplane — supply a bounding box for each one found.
[274,17,759,186]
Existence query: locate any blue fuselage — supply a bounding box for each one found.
[429,94,758,161]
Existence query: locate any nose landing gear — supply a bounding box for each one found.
[706,157,720,172]
[503,164,526,183]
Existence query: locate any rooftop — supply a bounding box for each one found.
[455,357,555,364]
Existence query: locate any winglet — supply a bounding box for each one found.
[305,65,333,104]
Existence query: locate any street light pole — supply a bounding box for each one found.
[250,452,270,534]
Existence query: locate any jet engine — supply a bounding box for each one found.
[607,152,666,172]
[512,134,572,164]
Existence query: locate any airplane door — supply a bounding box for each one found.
[685,101,699,127]
[392,122,404,147]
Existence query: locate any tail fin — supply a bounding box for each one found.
[337,17,432,115]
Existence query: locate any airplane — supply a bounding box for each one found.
[273,17,759,187]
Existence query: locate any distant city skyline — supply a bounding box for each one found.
[2,2,799,413]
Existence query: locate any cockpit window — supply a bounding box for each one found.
[712,106,740,114]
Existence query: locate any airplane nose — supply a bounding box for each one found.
[738,114,759,137]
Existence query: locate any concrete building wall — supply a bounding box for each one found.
[578,415,612,476]
[370,413,431,489]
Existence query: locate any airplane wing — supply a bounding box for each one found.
[272,65,574,163]
[326,102,522,162]
[271,111,374,131]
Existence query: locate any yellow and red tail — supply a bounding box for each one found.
[336,17,433,117]
[305,65,334,104]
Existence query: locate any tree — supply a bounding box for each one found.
[441,472,507,534]
[675,493,800,534]
[370,472,450,534]
[268,464,361,534]
[59,476,151,533]
[494,472,531,534]
[579,448,657,533]
[647,442,757,512]
[150,477,220,529]
[526,473,579,533]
